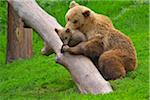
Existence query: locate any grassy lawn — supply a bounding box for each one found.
[0,0,149,99]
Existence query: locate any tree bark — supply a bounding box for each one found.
[6,3,32,63]
[7,0,112,94]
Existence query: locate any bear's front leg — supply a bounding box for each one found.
[61,43,84,55]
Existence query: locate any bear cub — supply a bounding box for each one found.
[54,28,87,52]
[55,28,104,69]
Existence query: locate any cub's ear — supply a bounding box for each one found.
[82,10,90,17]
[55,28,59,34]
[69,1,79,8]
[66,28,70,33]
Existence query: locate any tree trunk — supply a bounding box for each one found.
[6,3,32,63]
[7,0,113,94]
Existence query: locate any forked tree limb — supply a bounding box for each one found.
[8,0,113,94]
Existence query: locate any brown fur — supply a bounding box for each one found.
[63,1,137,80]
[55,28,87,47]
[41,42,54,56]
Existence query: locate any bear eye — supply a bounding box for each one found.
[73,20,78,24]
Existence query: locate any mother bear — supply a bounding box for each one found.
[63,1,137,80]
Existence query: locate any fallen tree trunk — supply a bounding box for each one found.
[8,0,112,94]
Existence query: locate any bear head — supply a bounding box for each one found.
[55,28,72,45]
[65,1,93,30]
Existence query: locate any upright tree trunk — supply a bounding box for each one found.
[6,3,32,63]
[7,0,113,94]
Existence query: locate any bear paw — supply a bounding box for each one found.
[61,44,69,53]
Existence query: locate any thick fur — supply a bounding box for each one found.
[63,1,137,80]
[55,28,87,47]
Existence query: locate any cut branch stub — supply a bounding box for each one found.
[6,3,32,63]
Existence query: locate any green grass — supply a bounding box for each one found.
[0,0,149,99]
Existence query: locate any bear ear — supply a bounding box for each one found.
[66,28,70,33]
[82,10,90,17]
[55,28,59,34]
[69,1,79,8]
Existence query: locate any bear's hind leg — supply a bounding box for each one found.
[41,42,54,56]
[98,50,126,80]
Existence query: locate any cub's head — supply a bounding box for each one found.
[55,28,72,45]
[65,1,92,30]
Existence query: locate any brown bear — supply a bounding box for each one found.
[54,27,104,67]
[41,28,86,55]
[62,1,137,80]
[55,28,87,47]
